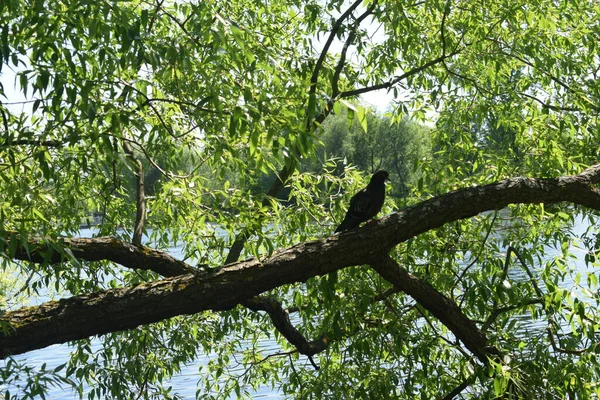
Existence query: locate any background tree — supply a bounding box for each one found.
[315,110,431,197]
[1,0,599,399]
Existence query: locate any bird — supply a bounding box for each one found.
[334,170,389,233]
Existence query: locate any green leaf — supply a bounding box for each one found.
[356,105,368,133]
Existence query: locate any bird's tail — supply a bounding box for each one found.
[334,217,356,233]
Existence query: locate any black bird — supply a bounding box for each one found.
[334,170,389,233]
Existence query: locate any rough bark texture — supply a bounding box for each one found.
[1,166,599,358]
[242,297,328,356]
[7,236,197,277]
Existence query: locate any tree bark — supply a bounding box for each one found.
[1,165,599,358]
[7,236,197,277]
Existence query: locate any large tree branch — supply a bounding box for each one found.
[308,0,364,104]
[331,0,379,99]
[6,235,197,277]
[369,256,495,363]
[2,165,600,358]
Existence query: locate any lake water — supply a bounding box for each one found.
[0,229,289,399]
[7,340,284,399]
[1,216,596,398]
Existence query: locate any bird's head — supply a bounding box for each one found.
[370,170,390,184]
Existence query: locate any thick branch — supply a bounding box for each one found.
[2,165,600,357]
[370,256,495,363]
[6,235,197,277]
[7,232,324,362]
[242,296,328,367]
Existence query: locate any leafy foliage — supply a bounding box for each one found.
[1,0,600,398]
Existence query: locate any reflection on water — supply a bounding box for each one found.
[504,214,597,340]
[4,340,284,399]
[0,228,286,399]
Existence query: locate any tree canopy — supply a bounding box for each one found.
[1,0,599,399]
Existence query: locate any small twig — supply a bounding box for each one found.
[439,375,476,400]
[238,349,296,380]
[0,139,65,148]
[0,103,9,134]
[487,38,600,111]
[288,353,305,396]
[505,246,544,298]
[482,298,543,333]
[147,0,165,32]
[546,323,587,355]
[453,211,498,295]
[144,97,225,115]
[501,246,590,355]
[440,0,451,57]
[121,136,190,180]
[519,92,579,112]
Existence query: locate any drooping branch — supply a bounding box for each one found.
[242,297,328,370]
[487,38,600,112]
[2,165,600,358]
[501,246,592,355]
[369,256,496,363]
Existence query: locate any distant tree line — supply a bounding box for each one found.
[307,109,431,198]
